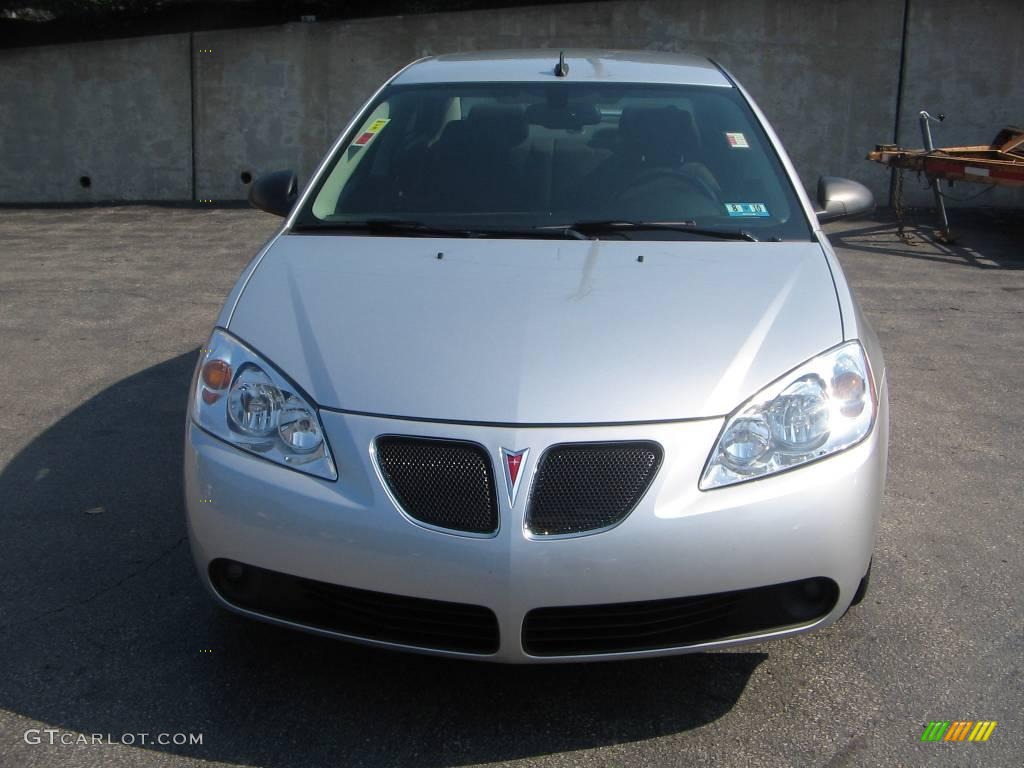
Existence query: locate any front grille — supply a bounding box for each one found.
[523,578,839,656]
[375,436,499,534]
[210,559,499,654]
[526,441,663,535]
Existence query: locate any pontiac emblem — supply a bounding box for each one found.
[499,447,530,506]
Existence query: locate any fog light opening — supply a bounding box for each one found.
[802,579,823,600]
[780,578,836,622]
[225,561,245,582]
[210,559,254,601]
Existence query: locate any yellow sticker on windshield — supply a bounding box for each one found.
[353,118,390,147]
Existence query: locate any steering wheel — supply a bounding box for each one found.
[619,167,719,203]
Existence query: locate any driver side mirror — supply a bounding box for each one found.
[249,170,298,217]
[815,176,874,223]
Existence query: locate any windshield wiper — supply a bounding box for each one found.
[292,218,759,242]
[538,220,760,242]
[291,219,512,238]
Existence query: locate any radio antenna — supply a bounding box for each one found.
[554,51,569,77]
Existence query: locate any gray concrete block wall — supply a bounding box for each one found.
[193,24,333,202]
[895,0,1024,208]
[292,0,901,204]
[0,0,1020,208]
[0,34,191,203]
[192,0,903,203]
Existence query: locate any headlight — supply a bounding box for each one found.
[191,329,337,480]
[700,341,876,489]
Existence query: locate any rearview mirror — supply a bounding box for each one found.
[249,170,298,217]
[524,103,602,130]
[815,176,874,223]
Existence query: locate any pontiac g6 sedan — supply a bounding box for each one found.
[185,50,888,662]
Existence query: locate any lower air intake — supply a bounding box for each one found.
[522,578,839,656]
[210,559,500,654]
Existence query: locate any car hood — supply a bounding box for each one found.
[228,235,842,424]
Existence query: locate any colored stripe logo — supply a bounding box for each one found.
[921,721,997,742]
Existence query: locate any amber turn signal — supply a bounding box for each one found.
[202,359,233,390]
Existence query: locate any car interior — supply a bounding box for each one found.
[314,85,795,228]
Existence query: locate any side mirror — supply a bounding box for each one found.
[815,176,874,223]
[249,170,298,217]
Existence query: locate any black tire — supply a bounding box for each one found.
[850,558,872,606]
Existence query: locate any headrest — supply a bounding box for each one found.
[618,106,700,160]
[464,104,528,149]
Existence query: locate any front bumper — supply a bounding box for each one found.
[185,381,888,663]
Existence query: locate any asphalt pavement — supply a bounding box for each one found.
[0,205,1021,768]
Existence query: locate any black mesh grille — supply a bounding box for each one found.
[376,436,499,534]
[522,578,839,656]
[526,442,663,535]
[210,560,499,654]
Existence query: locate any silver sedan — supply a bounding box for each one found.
[185,50,887,662]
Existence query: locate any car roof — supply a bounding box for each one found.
[390,49,732,87]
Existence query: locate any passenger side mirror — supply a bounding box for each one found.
[249,170,298,217]
[815,176,874,223]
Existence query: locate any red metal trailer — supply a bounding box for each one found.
[869,126,1024,187]
[868,118,1024,241]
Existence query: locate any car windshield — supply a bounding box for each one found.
[296,81,812,241]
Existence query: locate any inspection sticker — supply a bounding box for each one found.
[725,132,750,149]
[724,202,769,217]
[353,118,390,147]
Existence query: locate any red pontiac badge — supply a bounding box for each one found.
[500,448,530,506]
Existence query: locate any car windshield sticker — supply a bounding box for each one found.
[353,118,390,147]
[725,132,750,149]
[724,202,770,217]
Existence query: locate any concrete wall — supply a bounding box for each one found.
[192,0,904,202]
[0,0,1020,208]
[0,34,191,203]
[193,23,331,202]
[895,0,1024,207]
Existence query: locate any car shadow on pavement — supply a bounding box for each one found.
[0,350,764,767]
